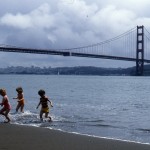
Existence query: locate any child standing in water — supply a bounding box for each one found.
[13,87,25,113]
[36,89,53,122]
[0,88,11,123]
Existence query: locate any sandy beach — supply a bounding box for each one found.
[0,124,149,150]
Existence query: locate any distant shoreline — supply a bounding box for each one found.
[0,65,136,76]
[0,65,150,75]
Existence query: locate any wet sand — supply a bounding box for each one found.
[0,124,150,150]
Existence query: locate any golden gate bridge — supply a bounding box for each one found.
[0,25,150,75]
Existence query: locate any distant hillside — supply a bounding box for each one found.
[0,65,150,75]
[0,65,141,76]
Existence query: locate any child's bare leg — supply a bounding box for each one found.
[0,111,5,116]
[20,104,24,113]
[0,108,6,116]
[16,104,20,112]
[3,110,10,123]
[45,113,51,121]
[40,111,43,121]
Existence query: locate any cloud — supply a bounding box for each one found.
[0,3,54,29]
[0,0,150,68]
[0,1,149,47]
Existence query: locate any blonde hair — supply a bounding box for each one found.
[0,88,6,95]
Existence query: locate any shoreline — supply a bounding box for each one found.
[11,122,150,145]
[0,123,150,150]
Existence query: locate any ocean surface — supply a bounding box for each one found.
[0,75,150,144]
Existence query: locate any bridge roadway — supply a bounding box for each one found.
[0,46,150,63]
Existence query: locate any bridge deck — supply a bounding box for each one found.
[0,46,150,63]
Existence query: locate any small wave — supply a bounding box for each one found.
[0,116,6,123]
[57,120,76,124]
[10,110,39,125]
[137,128,150,132]
[40,122,52,127]
[85,119,104,123]
[86,123,115,128]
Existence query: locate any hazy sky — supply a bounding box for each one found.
[0,0,150,68]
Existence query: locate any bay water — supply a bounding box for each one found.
[0,75,150,144]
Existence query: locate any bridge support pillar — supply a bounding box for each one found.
[136,25,144,76]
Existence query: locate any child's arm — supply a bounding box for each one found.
[13,93,23,101]
[48,99,53,107]
[17,98,24,102]
[36,101,41,109]
[0,100,3,105]
[0,98,6,106]
[13,97,24,102]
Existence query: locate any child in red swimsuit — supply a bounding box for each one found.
[0,88,11,123]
